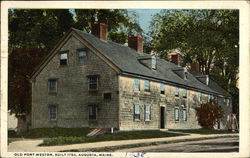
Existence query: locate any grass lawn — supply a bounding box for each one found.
[8,127,92,138]
[40,130,181,146]
[169,128,238,135]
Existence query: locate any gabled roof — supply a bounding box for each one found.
[31,28,228,96]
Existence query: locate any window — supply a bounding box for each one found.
[104,93,112,100]
[198,93,202,102]
[89,105,97,120]
[227,99,230,106]
[144,80,150,92]
[48,79,57,93]
[134,104,140,120]
[174,108,179,121]
[88,75,98,90]
[208,95,211,101]
[175,87,179,96]
[182,109,187,121]
[182,89,187,98]
[160,84,165,95]
[78,49,87,63]
[152,58,156,69]
[49,104,57,120]
[134,79,140,91]
[144,105,151,121]
[60,52,68,65]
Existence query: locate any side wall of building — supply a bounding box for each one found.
[32,35,119,129]
[118,75,231,130]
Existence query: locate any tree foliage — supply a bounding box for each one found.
[8,9,142,116]
[149,9,239,114]
[8,48,47,115]
[195,101,224,129]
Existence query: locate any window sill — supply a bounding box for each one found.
[50,119,57,121]
[134,119,141,122]
[59,65,68,67]
[48,92,57,95]
[145,120,151,122]
[89,89,98,92]
[88,119,97,121]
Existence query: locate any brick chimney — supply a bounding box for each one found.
[128,35,143,53]
[168,52,182,66]
[91,22,107,40]
[191,61,200,72]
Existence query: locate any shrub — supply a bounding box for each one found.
[195,101,223,129]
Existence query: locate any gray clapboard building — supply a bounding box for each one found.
[31,22,232,130]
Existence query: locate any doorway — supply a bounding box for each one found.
[160,107,165,129]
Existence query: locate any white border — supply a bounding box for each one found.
[1,1,250,158]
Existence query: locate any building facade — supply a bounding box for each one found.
[31,23,232,130]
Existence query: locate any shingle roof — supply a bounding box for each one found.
[73,28,227,96]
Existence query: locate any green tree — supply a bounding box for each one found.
[74,9,143,44]
[149,9,239,115]
[8,9,143,116]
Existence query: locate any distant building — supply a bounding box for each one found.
[8,111,17,131]
[30,22,232,130]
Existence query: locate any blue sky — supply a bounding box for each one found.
[128,9,161,33]
[70,9,161,34]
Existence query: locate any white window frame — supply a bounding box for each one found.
[144,80,150,92]
[160,84,165,95]
[78,49,87,63]
[182,89,187,98]
[144,105,151,121]
[182,109,187,121]
[134,104,140,120]
[174,108,179,121]
[59,51,68,66]
[175,87,179,96]
[134,79,140,91]
[152,58,156,69]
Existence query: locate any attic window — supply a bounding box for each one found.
[78,49,87,63]
[87,75,99,90]
[152,58,156,69]
[59,51,68,65]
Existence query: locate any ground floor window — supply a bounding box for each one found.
[89,105,97,120]
[49,104,57,120]
[182,109,187,121]
[174,108,179,121]
[134,104,140,120]
[144,105,151,121]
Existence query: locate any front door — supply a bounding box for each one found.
[160,107,165,129]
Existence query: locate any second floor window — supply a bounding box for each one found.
[78,49,87,63]
[175,87,179,96]
[144,80,150,92]
[48,79,57,93]
[88,75,98,90]
[182,89,187,98]
[160,84,165,95]
[134,79,140,91]
[60,52,68,65]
